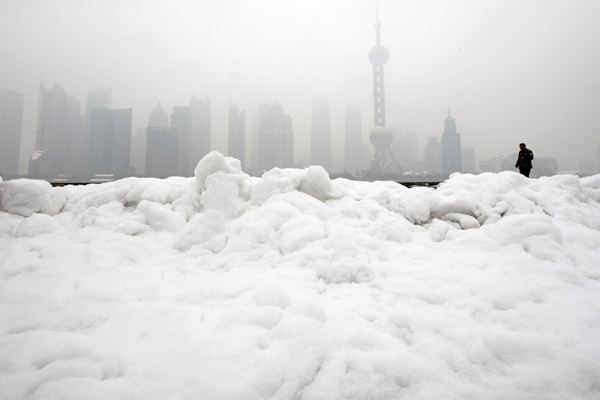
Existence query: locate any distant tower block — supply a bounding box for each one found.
[368,9,402,177]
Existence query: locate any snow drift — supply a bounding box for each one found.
[1,151,600,400]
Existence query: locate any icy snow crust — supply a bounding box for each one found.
[1,151,600,399]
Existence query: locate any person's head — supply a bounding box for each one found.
[519,143,526,150]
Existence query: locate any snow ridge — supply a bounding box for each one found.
[1,151,600,400]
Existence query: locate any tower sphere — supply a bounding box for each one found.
[369,45,389,65]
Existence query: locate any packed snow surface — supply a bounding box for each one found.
[2,151,600,400]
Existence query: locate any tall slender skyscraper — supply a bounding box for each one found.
[86,88,111,112]
[462,147,477,173]
[310,99,332,172]
[190,97,211,170]
[344,105,363,173]
[145,127,177,178]
[89,108,132,177]
[146,103,176,178]
[0,89,24,177]
[367,10,401,178]
[424,136,442,174]
[228,106,246,168]
[171,105,192,176]
[29,82,81,178]
[441,109,462,175]
[257,102,293,171]
[148,103,169,128]
[82,88,112,176]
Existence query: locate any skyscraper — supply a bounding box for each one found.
[131,128,146,176]
[29,82,81,178]
[89,108,132,177]
[148,103,169,128]
[344,105,363,173]
[228,106,246,168]
[145,127,177,178]
[86,88,111,112]
[462,147,477,173]
[441,109,462,175]
[257,102,293,171]
[424,136,442,174]
[0,89,24,177]
[171,105,192,176]
[81,88,112,177]
[190,97,211,170]
[399,132,418,171]
[145,103,176,178]
[310,99,332,172]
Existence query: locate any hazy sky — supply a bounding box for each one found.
[2,0,599,172]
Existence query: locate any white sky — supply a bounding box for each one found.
[1,0,599,171]
[2,151,600,398]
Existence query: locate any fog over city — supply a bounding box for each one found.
[1,0,599,174]
[3,2,600,398]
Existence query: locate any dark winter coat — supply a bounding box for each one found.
[515,148,534,170]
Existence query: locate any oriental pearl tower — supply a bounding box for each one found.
[368,9,402,178]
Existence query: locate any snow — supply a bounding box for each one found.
[1,151,600,399]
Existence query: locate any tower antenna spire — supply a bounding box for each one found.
[367,6,403,178]
[375,3,382,46]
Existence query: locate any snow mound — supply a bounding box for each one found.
[1,152,600,399]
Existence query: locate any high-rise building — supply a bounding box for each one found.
[424,136,442,174]
[148,103,169,128]
[441,109,462,175]
[145,103,176,178]
[89,108,132,177]
[87,88,111,112]
[145,127,177,178]
[228,107,246,168]
[310,99,332,172]
[344,105,364,173]
[29,82,81,178]
[82,88,113,176]
[462,147,477,173]
[171,106,192,176]
[0,89,24,177]
[400,132,418,171]
[131,128,146,176]
[257,102,293,171]
[190,97,211,170]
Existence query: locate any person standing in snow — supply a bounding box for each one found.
[515,143,534,177]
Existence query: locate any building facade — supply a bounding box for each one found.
[310,99,332,172]
[228,107,246,168]
[441,110,462,175]
[148,103,169,128]
[145,127,177,178]
[189,97,211,172]
[171,106,192,176]
[257,102,293,171]
[29,82,82,178]
[462,147,477,173]
[424,136,442,174]
[344,105,364,174]
[0,89,24,177]
[89,108,132,177]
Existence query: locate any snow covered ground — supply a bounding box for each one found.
[1,151,600,400]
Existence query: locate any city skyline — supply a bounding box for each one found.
[0,79,591,180]
[1,0,599,175]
